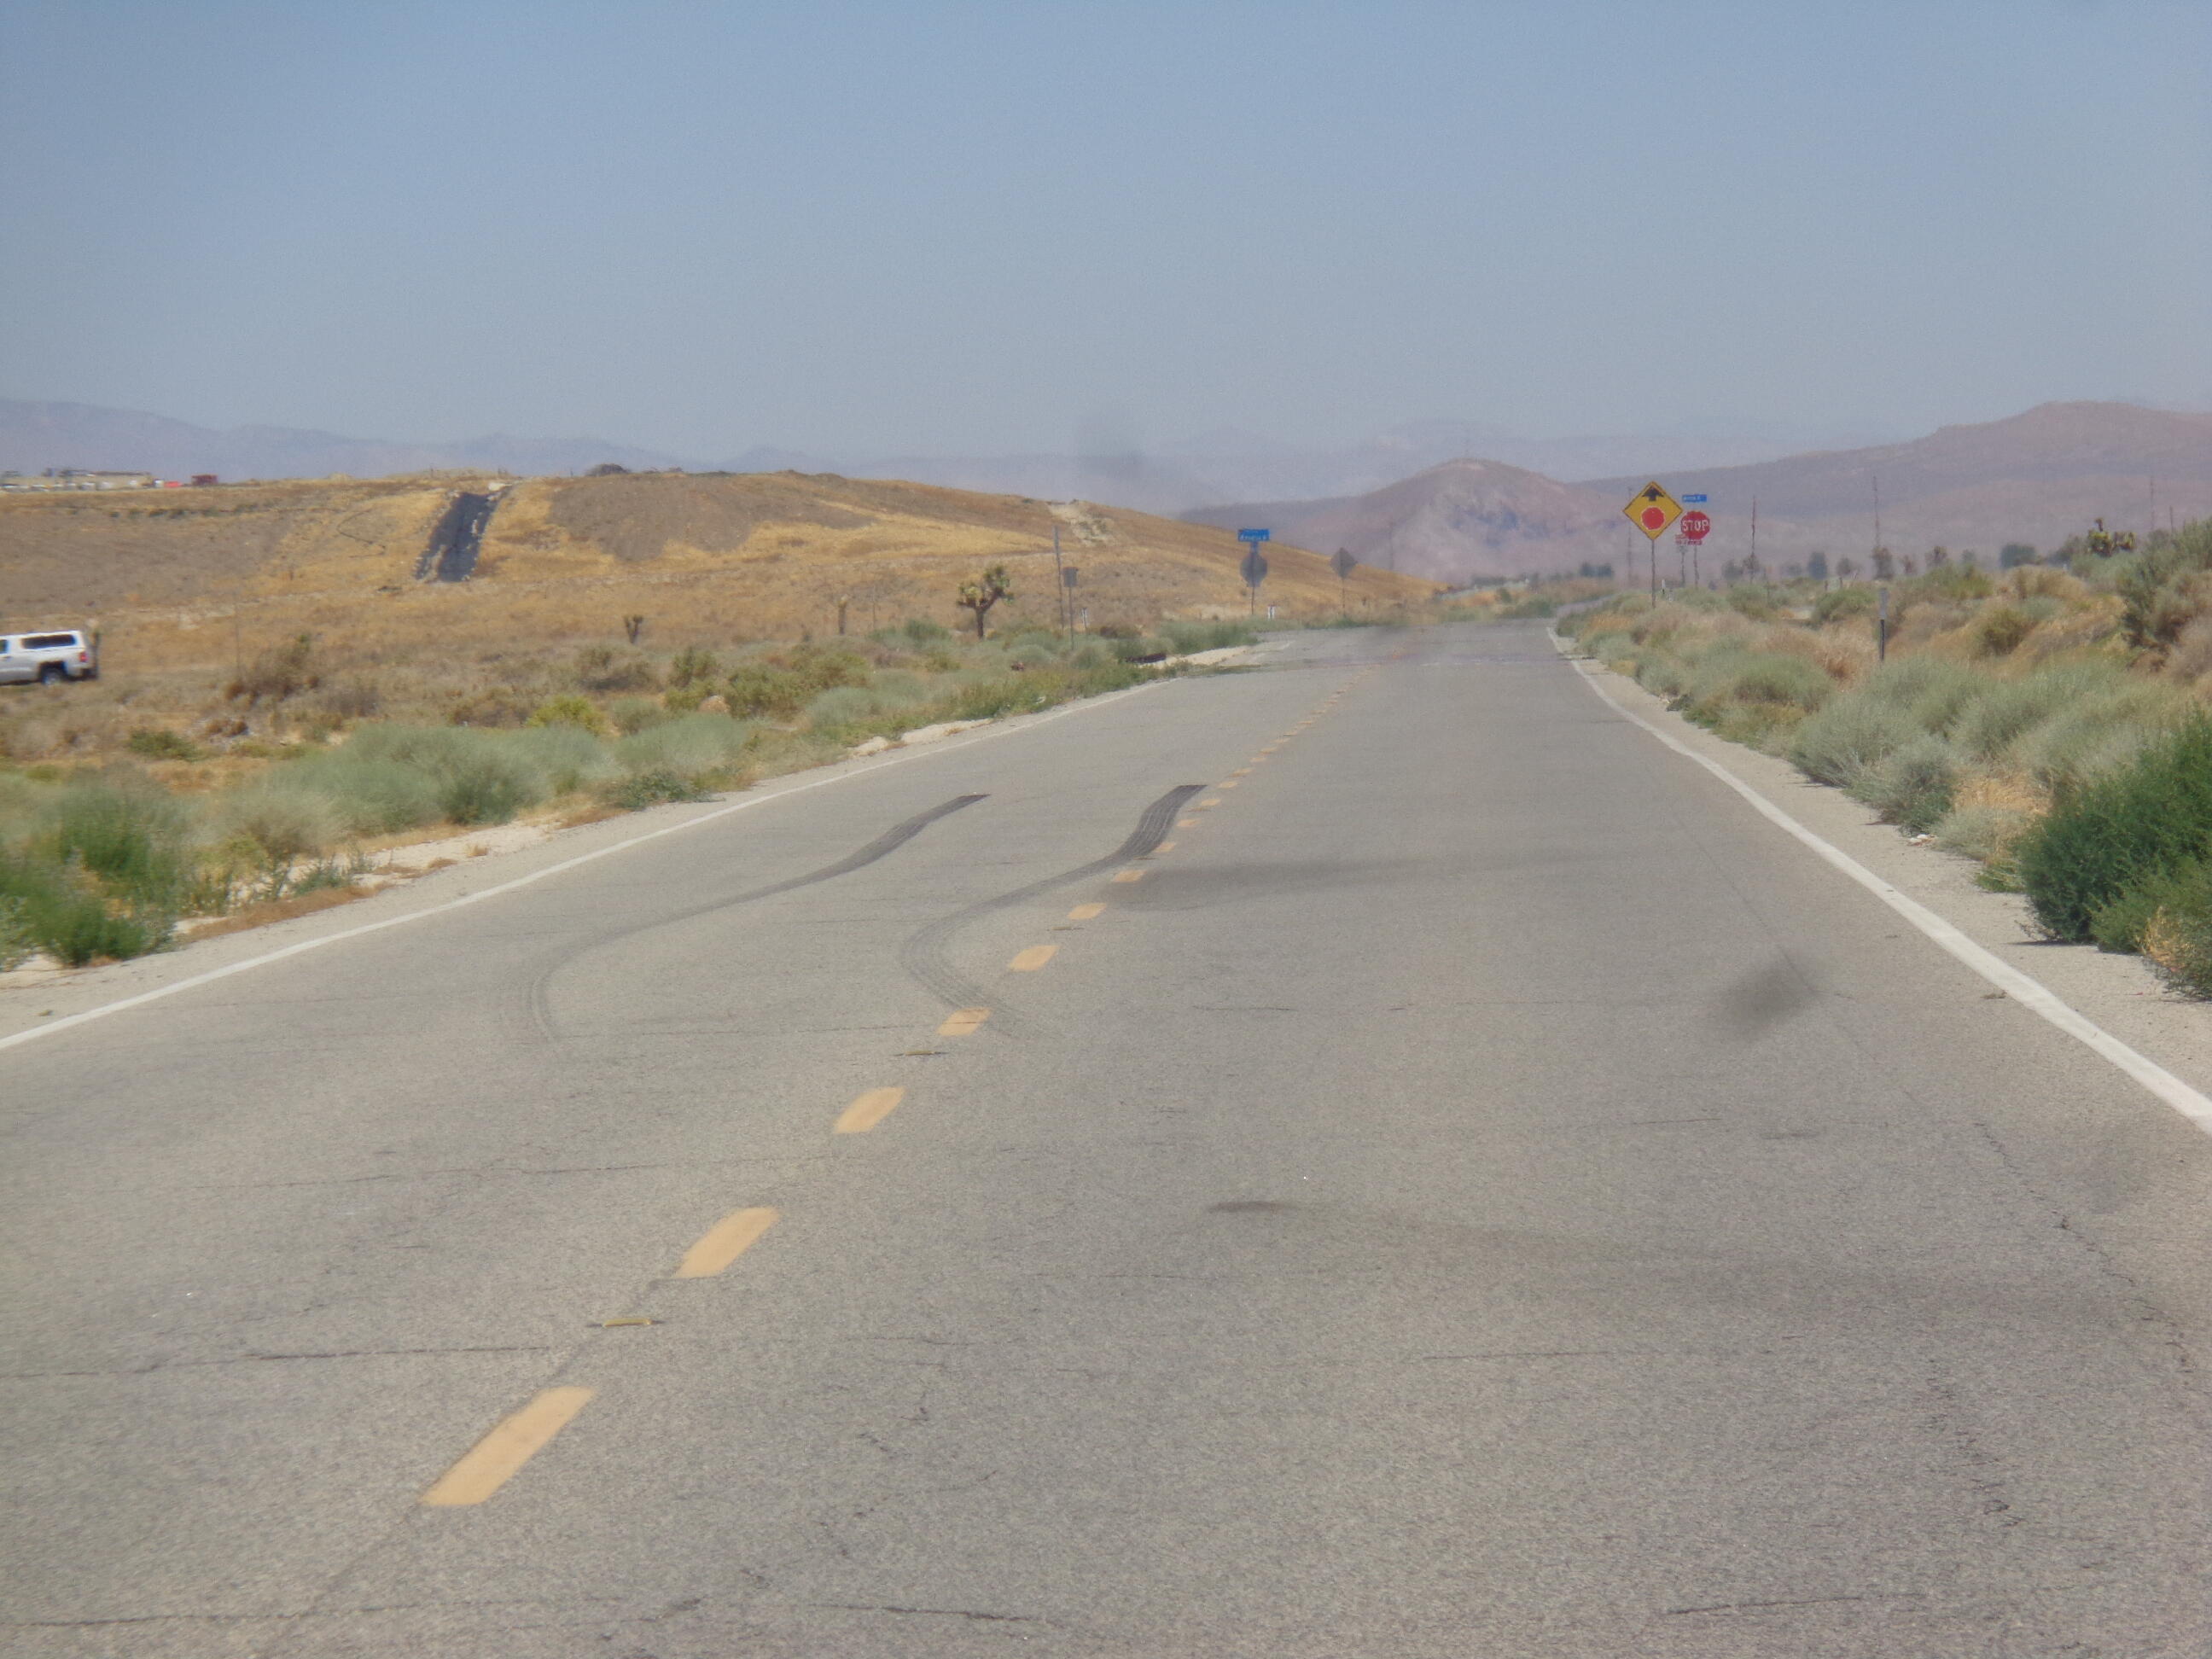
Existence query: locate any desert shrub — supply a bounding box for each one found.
[265,754,441,835]
[527,695,611,736]
[573,645,660,693]
[507,725,618,795]
[439,764,536,826]
[603,696,669,736]
[901,616,952,644]
[448,687,531,727]
[214,783,339,865]
[1971,603,2034,657]
[667,646,722,689]
[1951,661,2126,762]
[0,894,32,969]
[41,783,193,910]
[724,664,810,718]
[613,713,752,779]
[2137,861,2212,995]
[1934,800,2037,866]
[1633,651,1690,700]
[2015,715,2212,941]
[1162,619,1257,653]
[602,769,709,810]
[311,678,382,721]
[2005,676,2179,795]
[1813,587,1876,625]
[0,854,170,965]
[2116,519,2212,653]
[227,633,320,706]
[1852,734,1958,832]
[1787,696,1923,787]
[341,725,550,827]
[949,675,1048,720]
[125,728,201,761]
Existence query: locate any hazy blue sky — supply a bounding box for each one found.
[3,1,2207,458]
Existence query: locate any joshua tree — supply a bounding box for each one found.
[956,564,1014,639]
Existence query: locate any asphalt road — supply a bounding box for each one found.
[414,492,495,584]
[3,621,2209,1656]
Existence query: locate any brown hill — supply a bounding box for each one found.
[0,470,1437,675]
[1185,458,1628,584]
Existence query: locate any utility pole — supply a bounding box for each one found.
[1051,522,1068,639]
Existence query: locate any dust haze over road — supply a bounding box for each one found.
[1,623,2208,1656]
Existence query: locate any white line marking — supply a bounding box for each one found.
[0,681,1168,1058]
[1551,631,2212,1138]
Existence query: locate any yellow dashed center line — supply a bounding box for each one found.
[1218,780,1239,789]
[938,1006,992,1036]
[675,1207,778,1278]
[422,1387,594,1507]
[1010,945,1058,970]
[1176,818,1198,828]
[1196,797,1221,808]
[1110,870,1144,884]
[834,1086,906,1133]
[1067,903,1106,920]
[1150,841,1175,855]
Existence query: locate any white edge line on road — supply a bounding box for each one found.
[0,678,1170,1058]
[1550,629,2212,1138]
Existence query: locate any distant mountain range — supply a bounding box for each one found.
[7,399,2202,584]
[0,399,1876,512]
[1189,404,2212,583]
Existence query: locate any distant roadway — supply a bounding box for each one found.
[2,622,2207,1656]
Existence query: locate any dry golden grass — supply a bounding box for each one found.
[4,470,1436,684]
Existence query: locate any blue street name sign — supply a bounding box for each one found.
[1237,527,1271,543]
[1681,494,1708,504]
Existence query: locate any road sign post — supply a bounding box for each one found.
[1238,529,1271,616]
[1621,481,1683,603]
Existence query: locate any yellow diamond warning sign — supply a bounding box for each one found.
[1622,480,1682,541]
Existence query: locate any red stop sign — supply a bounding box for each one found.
[1679,510,1712,544]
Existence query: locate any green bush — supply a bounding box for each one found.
[1852,734,1958,832]
[1971,604,2034,657]
[614,713,752,779]
[724,664,812,719]
[439,765,536,826]
[125,728,202,761]
[1812,587,1876,625]
[215,783,339,865]
[42,783,193,910]
[603,769,709,810]
[667,646,722,689]
[2138,859,2212,994]
[2015,715,2212,941]
[1951,661,2128,762]
[1161,619,1258,653]
[1787,696,1923,787]
[527,695,609,736]
[0,894,33,970]
[0,854,171,965]
[265,754,441,835]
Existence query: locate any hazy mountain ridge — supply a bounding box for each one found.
[0,400,690,481]
[0,399,1872,510]
[1186,403,2212,582]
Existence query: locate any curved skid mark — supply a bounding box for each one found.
[899,784,1204,1027]
[527,795,987,1041]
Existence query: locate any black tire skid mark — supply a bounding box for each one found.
[525,795,988,1042]
[898,783,1206,1028]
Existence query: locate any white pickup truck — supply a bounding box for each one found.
[0,629,99,684]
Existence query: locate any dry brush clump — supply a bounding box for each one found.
[1564,522,2212,988]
